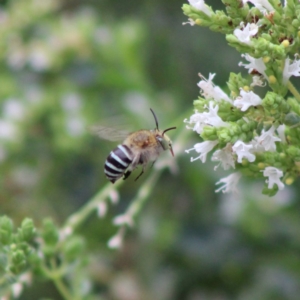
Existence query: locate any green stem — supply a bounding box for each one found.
[126,170,161,220]
[52,276,75,300]
[63,179,123,231]
[287,81,300,103]
[41,261,75,300]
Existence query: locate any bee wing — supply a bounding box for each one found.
[90,125,130,142]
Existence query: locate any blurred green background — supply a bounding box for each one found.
[1,0,300,299]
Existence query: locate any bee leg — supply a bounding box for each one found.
[150,160,156,168]
[123,170,132,180]
[134,168,144,181]
[123,154,139,180]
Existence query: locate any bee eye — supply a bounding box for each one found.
[157,136,169,150]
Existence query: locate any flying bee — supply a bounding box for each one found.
[94,109,176,183]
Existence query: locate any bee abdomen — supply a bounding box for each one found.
[104,145,133,183]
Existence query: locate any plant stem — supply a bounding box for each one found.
[63,179,123,232]
[52,276,75,300]
[41,260,75,300]
[126,170,161,220]
[287,81,300,103]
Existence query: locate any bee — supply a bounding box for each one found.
[95,109,176,183]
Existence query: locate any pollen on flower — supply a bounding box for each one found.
[268,75,277,83]
[281,40,290,48]
[251,75,266,87]
[285,177,294,185]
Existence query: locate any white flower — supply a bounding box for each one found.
[59,226,73,241]
[28,47,51,71]
[12,273,32,298]
[65,116,84,136]
[184,102,228,134]
[61,93,82,112]
[186,140,218,162]
[263,167,284,190]
[232,140,256,163]
[215,172,242,193]
[234,22,259,45]
[282,57,300,84]
[183,18,197,26]
[107,231,124,249]
[109,189,119,204]
[277,125,286,143]
[198,73,232,103]
[234,90,262,111]
[251,75,266,87]
[204,102,229,127]
[3,98,25,120]
[243,0,274,12]
[184,111,207,134]
[0,120,18,141]
[97,202,107,217]
[211,143,235,170]
[252,126,281,152]
[113,214,134,227]
[188,0,212,16]
[239,54,267,79]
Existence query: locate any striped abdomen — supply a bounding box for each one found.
[104,145,133,183]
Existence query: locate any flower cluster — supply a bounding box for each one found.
[183,0,300,196]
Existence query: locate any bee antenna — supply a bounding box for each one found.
[150,108,159,130]
[162,126,177,136]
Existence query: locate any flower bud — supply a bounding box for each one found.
[268,75,277,84]
[201,126,218,140]
[42,219,59,246]
[286,146,300,160]
[281,40,290,48]
[284,112,300,126]
[0,216,13,245]
[20,218,35,242]
[10,250,26,274]
[62,236,85,262]
[291,20,300,28]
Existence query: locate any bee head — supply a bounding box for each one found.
[150,108,176,156]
